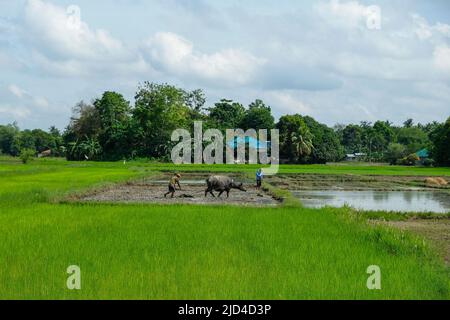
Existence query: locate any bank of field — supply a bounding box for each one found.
[0,158,449,299]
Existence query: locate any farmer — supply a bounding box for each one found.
[256,169,264,190]
[164,173,182,198]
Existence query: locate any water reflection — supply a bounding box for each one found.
[292,190,450,213]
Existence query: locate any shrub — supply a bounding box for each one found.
[422,158,435,167]
[398,153,420,166]
[19,148,36,164]
[385,143,406,165]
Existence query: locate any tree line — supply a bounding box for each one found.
[1,82,449,166]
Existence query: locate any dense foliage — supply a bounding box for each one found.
[0,83,448,166]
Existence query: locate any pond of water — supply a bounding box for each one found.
[292,190,450,213]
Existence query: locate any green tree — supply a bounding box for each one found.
[67,101,102,139]
[385,143,407,165]
[64,101,102,160]
[94,91,132,160]
[240,99,275,131]
[31,129,56,153]
[302,116,344,164]
[430,117,450,166]
[403,119,414,128]
[79,137,102,160]
[133,82,190,158]
[277,114,313,163]
[0,123,20,155]
[373,121,394,146]
[48,126,64,156]
[207,99,246,131]
[185,89,207,122]
[19,148,36,164]
[11,130,36,156]
[397,127,429,154]
[342,124,364,154]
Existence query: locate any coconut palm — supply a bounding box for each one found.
[292,128,314,158]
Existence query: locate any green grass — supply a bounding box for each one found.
[0,157,449,299]
[2,156,449,176]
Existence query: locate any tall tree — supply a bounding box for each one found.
[277,114,313,163]
[66,101,101,139]
[430,117,450,166]
[207,99,245,131]
[0,123,20,155]
[31,129,56,153]
[303,116,344,164]
[397,127,429,154]
[403,119,414,128]
[385,143,407,165]
[133,82,190,158]
[240,99,275,131]
[94,91,132,159]
[342,125,364,154]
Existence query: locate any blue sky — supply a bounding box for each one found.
[0,0,449,130]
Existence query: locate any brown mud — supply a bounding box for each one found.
[267,174,450,191]
[82,172,278,206]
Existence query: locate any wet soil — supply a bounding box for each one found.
[82,172,278,206]
[267,174,450,191]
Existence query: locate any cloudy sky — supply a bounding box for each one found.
[0,0,449,130]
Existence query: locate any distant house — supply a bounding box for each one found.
[415,148,430,165]
[346,154,356,161]
[227,136,270,150]
[38,149,52,158]
[416,148,429,160]
[345,153,367,161]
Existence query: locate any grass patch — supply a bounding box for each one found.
[2,156,449,176]
[261,181,301,207]
[1,203,448,299]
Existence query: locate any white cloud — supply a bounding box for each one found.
[412,14,450,41]
[8,84,27,99]
[0,105,31,119]
[433,45,450,73]
[315,0,375,29]
[7,84,51,110]
[33,96,49,109]
[24,0,127,61]
[22,0,152,78]
[265,91,312,115]
[142,32,266,85]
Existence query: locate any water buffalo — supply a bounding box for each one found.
[205,176,247,198]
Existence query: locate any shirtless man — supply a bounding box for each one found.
[164,173,182,198]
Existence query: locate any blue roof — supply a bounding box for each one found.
[227,136,269,150]
[416,149,429,158]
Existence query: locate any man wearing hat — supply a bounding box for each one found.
[164,173,182,198]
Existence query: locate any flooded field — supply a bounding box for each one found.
[81,172,450,211]
[293,190,450,213]
[82,173,277,206]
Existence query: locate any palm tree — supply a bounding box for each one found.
[292,128,314,159]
